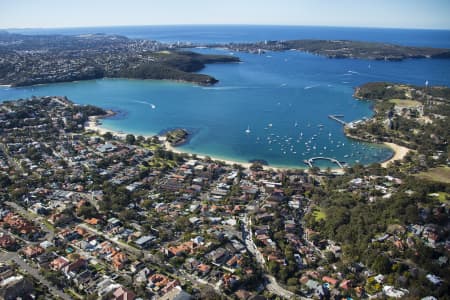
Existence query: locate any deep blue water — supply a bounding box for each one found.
[8,25,450,48]
[1,26,450,168]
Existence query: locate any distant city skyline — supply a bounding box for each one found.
[1,0,450,30]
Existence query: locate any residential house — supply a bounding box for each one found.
[112,286,136,300]
[22,245,45,258]
[134,235,155,249]
[63,258,87,278]
[50,256,70,271]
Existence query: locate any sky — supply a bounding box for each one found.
[1,0,449,30]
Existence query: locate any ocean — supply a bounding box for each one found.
[1,25,449,168]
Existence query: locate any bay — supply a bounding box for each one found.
[1,26,450,168]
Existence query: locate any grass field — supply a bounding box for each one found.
[429,192,450,203]
[313,208,326,221]
[416,166,450,184]
[437,192,449,202]
[389,98,421,107]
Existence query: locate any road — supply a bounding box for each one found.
[0,250,72,300]
[77,223,158,263]
[179,269,229,298]
[241,215,304,300]
[265,275,300,300]
[80,224,237,297]
[77,223,140,253]
[0,202,69,300]
[0,143,24,173]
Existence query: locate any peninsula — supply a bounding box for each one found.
[0,32,240,87]
[2,32,450,88]
[347,82,449,167]
[208,39,450,61]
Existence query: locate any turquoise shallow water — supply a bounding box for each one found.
[1,26,450,168]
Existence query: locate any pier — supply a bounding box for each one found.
[304,157,345,169]
[328,114,347,126]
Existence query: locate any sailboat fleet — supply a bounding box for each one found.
[245,119,383,163]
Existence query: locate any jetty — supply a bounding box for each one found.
[304,157,345,169]
[328,114,347,126]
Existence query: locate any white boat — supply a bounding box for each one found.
[245,126,251,134]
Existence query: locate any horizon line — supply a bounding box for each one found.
[2,23,450,31]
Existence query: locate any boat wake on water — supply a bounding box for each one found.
[133,100,156,109]
[304,84,320,90]
[201,86,255,90]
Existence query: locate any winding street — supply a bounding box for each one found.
[241,215,304,300]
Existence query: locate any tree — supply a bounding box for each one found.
[372,255,392,274]
[250,162,263,171]
[324,251,337,263]
[309,166,320,175]
[0,173,11,188]
[119,209,137,221]
[136,135,145,144]
[267,260,280,275]
[287,277,299,286]
[198,285,224,300]
[125,134,136,145]
[77,205,98,219]
[175,216,190,232]
[103,132,113,140]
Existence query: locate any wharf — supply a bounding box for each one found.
[328,114,347,126]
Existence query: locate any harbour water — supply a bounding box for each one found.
[1,26,450,168]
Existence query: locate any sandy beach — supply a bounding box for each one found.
[381,142,412,167]
[85,115,256,166]
[165,142,347,173]
[84,113,129,139]
[163,141,255,168]
[163,141,349,173]
[85,114,352,174]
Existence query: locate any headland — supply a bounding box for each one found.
[207,39,450,60]
[0,32,239,87]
